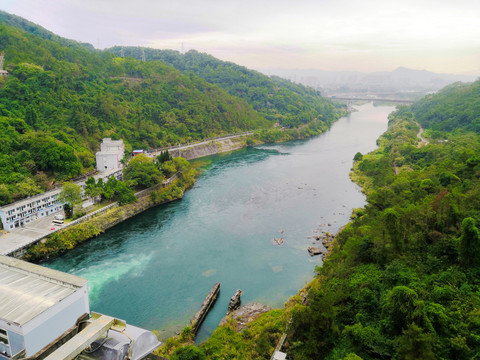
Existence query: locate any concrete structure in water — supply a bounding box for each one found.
[0,255,160,360]
[95,138,125,172]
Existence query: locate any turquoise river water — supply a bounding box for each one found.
[44,103,395,341]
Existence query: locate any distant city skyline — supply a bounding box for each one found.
[1,0,479,75]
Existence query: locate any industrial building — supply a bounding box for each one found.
[0,255,160,360]
[0,138,125,230]
[0,189,64,230]
[0,255,89,359]
[95,138,125,172]
[0,168,123,231]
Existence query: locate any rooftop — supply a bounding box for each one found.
[0,187,62,211]
[0,255,88,326]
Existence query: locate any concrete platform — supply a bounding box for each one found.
[0,213,65,255]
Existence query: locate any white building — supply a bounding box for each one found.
[0,52,8,77]
[0,189,64,230]
[95,138,125,172]
[0,166,124,231]
[0,139,125,230]
[0,256,160,360]
[0,255,89,359]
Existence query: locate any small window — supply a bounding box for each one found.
[0,328,8,345]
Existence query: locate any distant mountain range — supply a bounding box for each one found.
[262,67,478,95]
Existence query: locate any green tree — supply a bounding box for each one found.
[353,152,363,161]
[84,176,103,203]
[396,324,435,360]
[383,286,419,335]
[156,150,172,163]
[58,182,83,215]
[17,177,42,197]
[124,154,164,188]
[103,177,117,200]
[171,345,206,360]
[114,181,137,205]
[384,208,403,252]
[63,203,73,219]
[459,217,480,267]
[0,184,12,205]
[160,160,177,178]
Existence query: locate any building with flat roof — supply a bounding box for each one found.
[0,168,123,231]
[0,255,89,359]
[96,138,124,172]
[0,256,160,360]
[0,52,8,77]
[0,189,64,231]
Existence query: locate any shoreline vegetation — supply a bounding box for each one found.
[24,163,197,262]
[0,14,344,209]
[21,117,346,263]
[159,80,480,359]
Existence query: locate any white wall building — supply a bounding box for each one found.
[95,138,125,172]
[0,139,125,230]
[0,255,89,359]
[0,52,8,76]
[0,189,64,230]
[0,168,123,231]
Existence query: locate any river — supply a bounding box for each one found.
[44,103,394,341]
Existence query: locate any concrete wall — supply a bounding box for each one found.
[22,285,89,357]
[96,152,121,172]
[174,138,245,160]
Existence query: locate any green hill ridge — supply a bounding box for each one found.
[0,11,340,205]
[107,46,339,128]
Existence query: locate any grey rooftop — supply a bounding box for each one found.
[0,255,88,326]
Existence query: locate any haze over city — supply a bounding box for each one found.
[1,0,479,75]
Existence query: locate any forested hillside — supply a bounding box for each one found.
[411,80,480,133]
[108,47,339,128]
[287,80,480,359]
[0,11,342,206]
[161,80,480,359]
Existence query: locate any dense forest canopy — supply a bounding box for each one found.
[0,11,340,206]
[411,80,480,134]
[166,79,480,359]
[107,47,339,128]
[285,79,480,359]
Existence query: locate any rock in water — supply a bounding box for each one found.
[308,247,323,256]
[220,302,272,331]
[227,289,242,315]
[272,237,284,246]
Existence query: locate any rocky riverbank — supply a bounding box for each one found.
[219,302,273,331]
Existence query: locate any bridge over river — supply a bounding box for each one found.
[330,96,414,104]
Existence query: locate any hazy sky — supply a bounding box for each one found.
[1,0,479,74]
